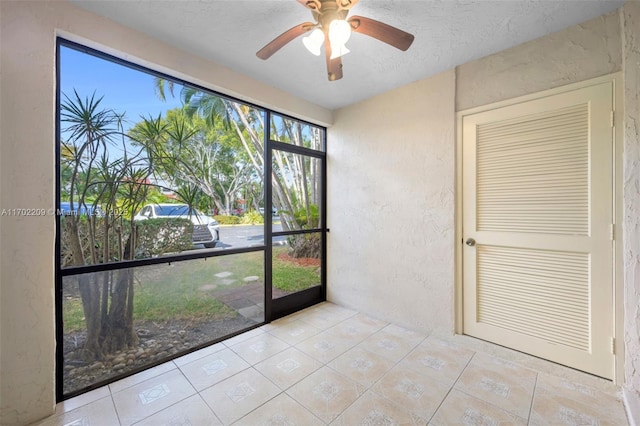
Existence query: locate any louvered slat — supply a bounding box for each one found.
[476,245,590,351]
[477,104,588,131]
[476,103,589,235]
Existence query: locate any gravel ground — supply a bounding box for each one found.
[63,315,257,396]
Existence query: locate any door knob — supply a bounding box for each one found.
[465,238,476,247]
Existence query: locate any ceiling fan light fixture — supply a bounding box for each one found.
[328,19,351,46]
[302,28,324,56]
[328,19,352,59]
[330,43,350,59]
[256,1,415,81]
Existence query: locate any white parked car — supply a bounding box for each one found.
[258,207,278,215]
[134,204,220,248]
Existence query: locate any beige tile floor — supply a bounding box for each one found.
[34,302,630,425]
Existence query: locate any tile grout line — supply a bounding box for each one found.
[225,365,286,426]
[226,333,292,366]
[449,353,538,423]
[313,361,372,423]
[195,392,225,426]
[280,363,332,424]
[108,391,124,426]
[175,356,212,396]
[308,320,429,421]
[58,303,627,425]
[426,349,478,424]
[360,332,432,422]
[128,393,196,426]
[196,334,327,426]
[526,373,539,425]
[281,325,385,425]
[125,366,197,426]
[198,380,222,424]
[323,330,431,423]
[108,361,179,396]
[356,331,428,396]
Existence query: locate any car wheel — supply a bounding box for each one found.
[204,242,217,248]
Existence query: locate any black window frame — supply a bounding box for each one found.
[55,38,327,401]
[265,111,328,319]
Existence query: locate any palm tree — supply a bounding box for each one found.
[60,91,156,359]
[154,78,322,256]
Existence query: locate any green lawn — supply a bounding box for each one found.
[63,247,320,332]
[272,254,321,292]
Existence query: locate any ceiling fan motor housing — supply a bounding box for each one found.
[257,0,414,81]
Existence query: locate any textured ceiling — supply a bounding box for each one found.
[70,0,624,110]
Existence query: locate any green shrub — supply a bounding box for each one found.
[60,216,194,265]
[214,215,241,225]
[294,204,320,228]
[241,210,264,225]
[60,216,127,265]
[135,218,193,258]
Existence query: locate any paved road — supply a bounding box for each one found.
[203,221,285,251]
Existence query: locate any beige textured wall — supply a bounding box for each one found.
[327,70,457,333]
[622,2,640,423]
[325,7,625,344]
[1,3,58,424]
[456,10,622,111]
[1,0,638,424]
[0,1,331,425]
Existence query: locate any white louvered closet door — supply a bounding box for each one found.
[462,81,615,379]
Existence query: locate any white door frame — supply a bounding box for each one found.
[454,73,624,384]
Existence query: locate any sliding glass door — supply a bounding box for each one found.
[266,113,326,320]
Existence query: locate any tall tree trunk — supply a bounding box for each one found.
[102,269,137,352]
[78,273,105,360]
[67,218,106,360]
[102,235,138,353]
[224,193,231,215]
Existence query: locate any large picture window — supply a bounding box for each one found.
[56,40,326,399]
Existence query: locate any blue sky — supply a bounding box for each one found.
[60,46,183,133]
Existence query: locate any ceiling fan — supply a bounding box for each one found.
[256,0,415,81]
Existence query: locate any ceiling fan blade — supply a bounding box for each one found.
[297,0,322,11]
[348,15,414,51]
[325,38,343,81]
[256,22,315,60]
[336,0,359,10]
